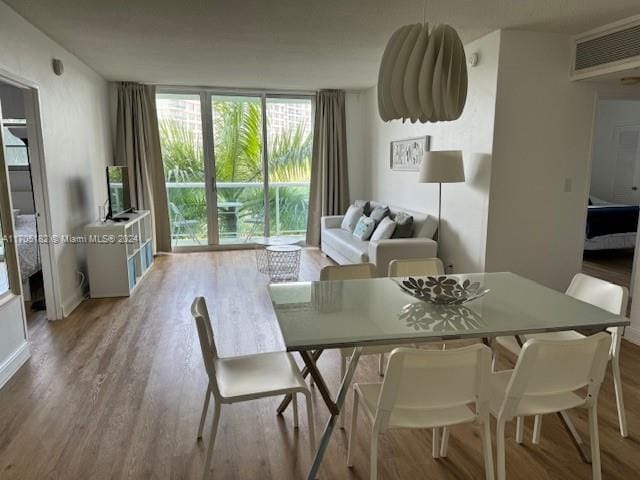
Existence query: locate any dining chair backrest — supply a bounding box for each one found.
[191,296,221,399]
[320,263,376,281]
[388,258,445,277]
[499,333,611,421]
[565,272,628,355]
[374,345,492,432]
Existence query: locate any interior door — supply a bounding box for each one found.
[612,125,640,204]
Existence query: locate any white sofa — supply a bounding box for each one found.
[320,203,439,277]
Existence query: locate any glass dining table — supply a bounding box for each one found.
[268,272,629,479]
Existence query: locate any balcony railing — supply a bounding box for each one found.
[167,181,310,246]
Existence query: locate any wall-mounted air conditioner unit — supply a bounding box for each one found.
[571,14,640,81]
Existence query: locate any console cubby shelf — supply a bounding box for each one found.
[85,210,153,298]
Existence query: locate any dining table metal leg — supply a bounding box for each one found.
[277,349,323,415]
[557,411,592,464]
[300,347,363,480]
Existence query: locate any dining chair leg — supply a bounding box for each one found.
[532,415,542,444]
[197,383,212,440]
[347,389,359,467]
[378,354,385,377]
[202,402,221,480]
[491,351,497,372]
[588,405,602,480]
[304,391,316,453]
[292,393,299,428]
[440,427,450,457]
[496,419,507,480]
[481,420,495,480]
[370,432,379,480]
[611,356,628,437]
[516,416,524,444]
[432,428,441,458]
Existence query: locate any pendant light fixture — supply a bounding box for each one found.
[378,12,468,123]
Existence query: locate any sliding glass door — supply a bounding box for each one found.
[266,98,313,238]
[156,93,209,246]
[211,95,265,244]
[156,90,313,249]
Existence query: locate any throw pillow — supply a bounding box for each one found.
[370,205,390,224]
[354,200,372,216]
[370,216,396,241]
[341,205,364,233]
[353,216,376,241]
[392,212,414,238]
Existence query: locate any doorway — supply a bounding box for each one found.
[583,97,640,313]
[155,90,314,250]
[0,73,60,321]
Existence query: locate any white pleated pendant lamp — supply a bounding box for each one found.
[378,20,468,123]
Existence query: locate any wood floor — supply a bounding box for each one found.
[582,250,634,291]
[1,249,639,479]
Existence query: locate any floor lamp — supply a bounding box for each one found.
[418,151,465,241]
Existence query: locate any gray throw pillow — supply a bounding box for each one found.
[392,212,414,238]
[370,205,390,224]
[354,200,371,216]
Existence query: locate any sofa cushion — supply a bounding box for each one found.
[354,200,372,216]
[353,216,376,241]
[370,205,390,224]
[341,205,363,233]
[371,216,396,241]
[392,212,414,238]
[388,205,437,239]
[322,228,369,263]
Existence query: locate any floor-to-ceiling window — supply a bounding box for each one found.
[156,90,313,248]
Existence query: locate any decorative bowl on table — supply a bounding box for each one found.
[394,276,490,305]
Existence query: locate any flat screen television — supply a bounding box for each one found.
[106,166,132,219]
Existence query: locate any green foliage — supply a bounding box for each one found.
[160,99,312,241]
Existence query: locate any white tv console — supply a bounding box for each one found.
[85,210,153,298]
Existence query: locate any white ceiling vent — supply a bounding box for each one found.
[572,15,640,80]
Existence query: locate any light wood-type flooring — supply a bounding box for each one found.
[0,249,639,479]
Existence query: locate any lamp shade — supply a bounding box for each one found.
[418,150,465,183]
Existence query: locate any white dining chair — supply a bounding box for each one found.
[387,257,445,277]
[495,273,629,440]
[346,345,495,480]
[191,297,315,479]
[488,333,611,480]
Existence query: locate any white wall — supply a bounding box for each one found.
[0,0,112,319]
[0,83,25,118]
[484,30,597,291]
[351,31,502,273]
[590,99,640,203]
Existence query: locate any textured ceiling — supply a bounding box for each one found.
[4,0,640,89]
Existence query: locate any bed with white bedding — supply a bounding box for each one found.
[14,213,40,282]
[584,196,639,251]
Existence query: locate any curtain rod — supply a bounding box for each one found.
[148,83,316,97]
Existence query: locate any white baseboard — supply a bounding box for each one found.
[0,341,30,390]
[623,326,640,346]
[61,286,88,317]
